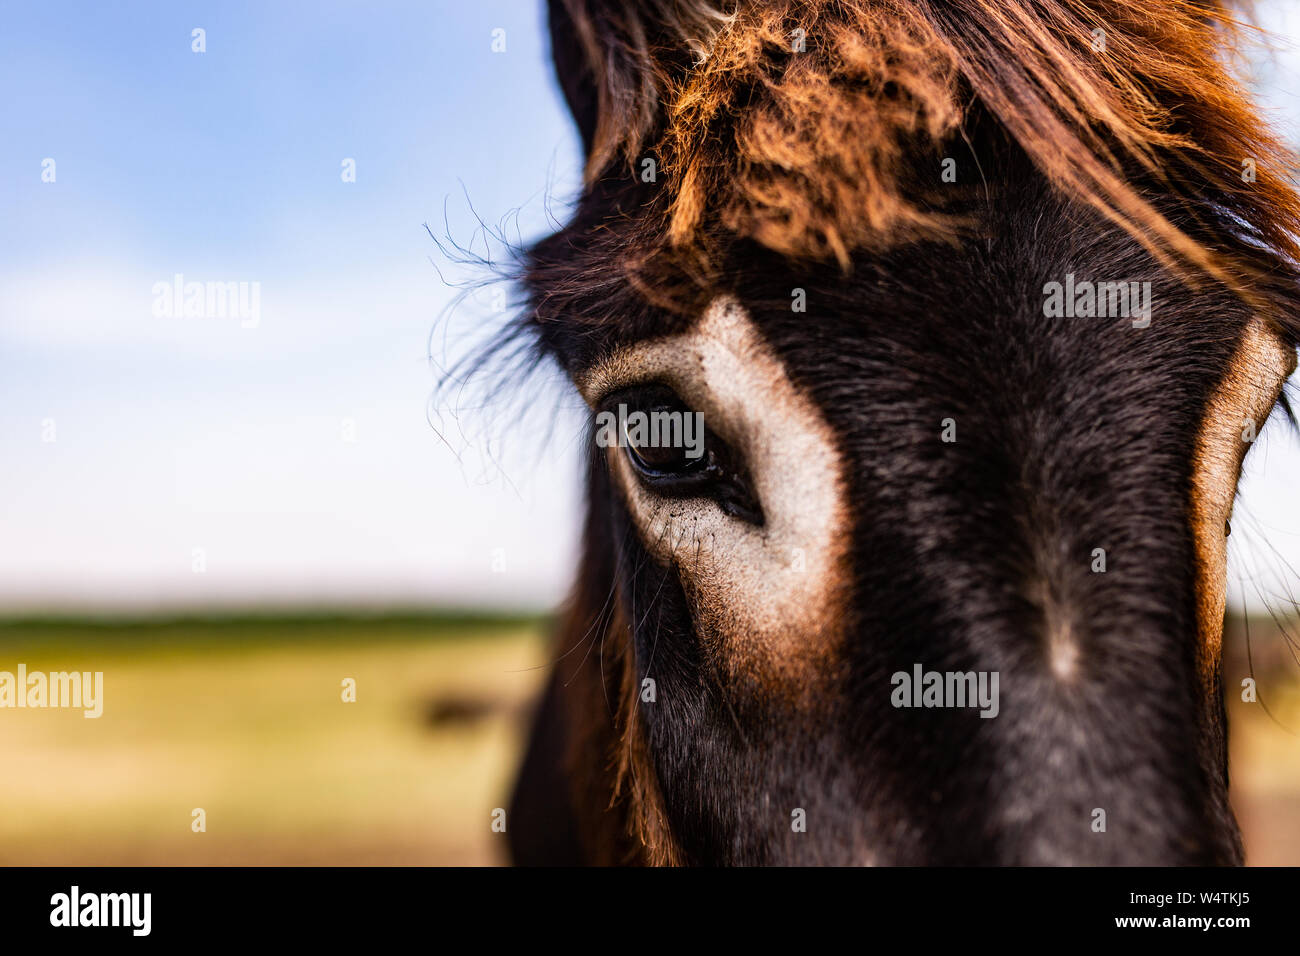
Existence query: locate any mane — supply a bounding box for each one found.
[557,0,1300,292]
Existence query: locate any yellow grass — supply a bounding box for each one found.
[0,619,548,865]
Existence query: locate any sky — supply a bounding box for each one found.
[1,1,1300,615]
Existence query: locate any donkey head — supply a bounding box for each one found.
[509,0,1300,865]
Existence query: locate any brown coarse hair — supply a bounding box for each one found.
[558,0,1300,289]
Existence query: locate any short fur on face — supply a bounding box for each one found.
[506,0,1300,865]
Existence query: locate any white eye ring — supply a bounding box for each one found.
[578,295,851,697]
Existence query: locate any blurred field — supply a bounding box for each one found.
[1224,614,1300,865]
[0,611,1298,865]
[0,614,549,865]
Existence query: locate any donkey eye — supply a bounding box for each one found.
[597,384,765,525]
[625,435,702,476]
[612,386,705,477]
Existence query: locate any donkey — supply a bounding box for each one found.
[504,0,1300,864]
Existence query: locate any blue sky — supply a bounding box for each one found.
[2,1,1300,613]
[0,1,586,611]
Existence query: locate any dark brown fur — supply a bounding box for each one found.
[506,0,1300,865]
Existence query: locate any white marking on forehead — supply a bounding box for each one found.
[1047,613,1079,682]
[1026,576,1079,683]
[1190,319,1295,680]
[578,296,849,697]
[1050,639,1079,682]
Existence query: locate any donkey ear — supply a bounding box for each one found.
[545,0,728,180]
[546,0,601,161]
[546,0,662,180]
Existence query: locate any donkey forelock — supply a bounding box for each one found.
[506,0,1300,866]
[554,0,1300,286]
